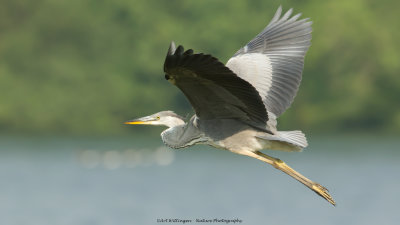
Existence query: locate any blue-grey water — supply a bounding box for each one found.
[0,135,399,225]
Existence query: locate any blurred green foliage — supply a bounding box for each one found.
[1,0,399,135]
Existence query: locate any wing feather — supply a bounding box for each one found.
[164,42,269,130]
[227,7,312,117]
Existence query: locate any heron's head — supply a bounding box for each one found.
[124,111,185,128]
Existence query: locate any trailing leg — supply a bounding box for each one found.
[242,150,336,205]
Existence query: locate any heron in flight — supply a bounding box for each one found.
[125,7,335,205]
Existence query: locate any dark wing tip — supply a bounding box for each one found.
[164,43,196,72]
[167,42,195,56]
[175,45,184,55]
[183,49,193,56]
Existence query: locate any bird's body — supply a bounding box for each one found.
[125,6,336,205]
[161,115,299,153]
[162,116,259,150]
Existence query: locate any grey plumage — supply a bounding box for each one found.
[125,7,335,206]
[228,6,312,117]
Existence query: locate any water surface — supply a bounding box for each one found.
[0,135,399,225]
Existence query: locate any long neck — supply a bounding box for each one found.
[164,117,185,128]
[161,119,207,149]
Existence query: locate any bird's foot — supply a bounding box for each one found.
[312,183,336,206]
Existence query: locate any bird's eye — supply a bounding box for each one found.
[156,116,160,120]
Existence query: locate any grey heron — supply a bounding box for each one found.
[125,7,336,205]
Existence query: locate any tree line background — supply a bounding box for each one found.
[1,0,399,136]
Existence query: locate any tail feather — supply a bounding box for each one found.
[277,130,308,148]
[257,130,308,152]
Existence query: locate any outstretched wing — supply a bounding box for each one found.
[164,42,269,130]
[226,6,312,118]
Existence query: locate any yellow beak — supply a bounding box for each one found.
[124,120,151,125]
[124,116,157,125]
